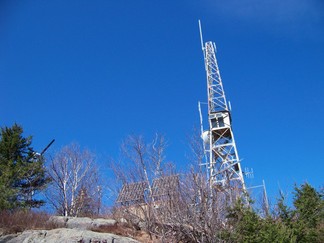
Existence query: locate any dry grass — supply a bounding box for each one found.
[0,210,57,234]
[91,224,159,242]
[92,224,137,238]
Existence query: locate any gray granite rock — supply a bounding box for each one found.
[66,217,93,230]
[48,216,69,228]
[48,216,117,230]
[0,228,139,243]
[92,218,117,229]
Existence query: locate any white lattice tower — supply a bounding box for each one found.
[199,22,246,202]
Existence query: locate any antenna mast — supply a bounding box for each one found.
[198,21,246,202]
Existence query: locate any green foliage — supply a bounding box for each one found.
[0,123,50,209]
[277,191,293,226]
[225,183,324,243]
[292,183,324,242]
[294,183,323,228]
[226,199,263,242]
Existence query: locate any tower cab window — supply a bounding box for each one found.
[217,116,224,127]
[211,114,225,128]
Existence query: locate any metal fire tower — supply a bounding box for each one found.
[198,21,246,202]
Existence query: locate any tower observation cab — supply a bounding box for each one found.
[209,111,231,137]
[199,21,246,201]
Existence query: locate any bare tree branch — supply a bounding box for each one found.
[46,143,101,217]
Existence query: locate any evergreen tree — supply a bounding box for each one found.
[0,124,50,209]
[225,184,324,242]
[292,183,324,242]
[225,199,263,242]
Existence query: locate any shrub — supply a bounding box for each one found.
[0,210,55,234]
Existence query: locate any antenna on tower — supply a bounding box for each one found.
[246,179,270,216]
[198,101,204,138]
[198,20,205,53]
[228,101,232,111]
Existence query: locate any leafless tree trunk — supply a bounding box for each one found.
[111,133,236,242]
[109,134,170,237]
[46,143,101,217]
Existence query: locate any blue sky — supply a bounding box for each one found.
[1,0,323,205]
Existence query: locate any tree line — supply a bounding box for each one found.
[109,134,324,242]
[0,123,101,217]
[0,123,323,242]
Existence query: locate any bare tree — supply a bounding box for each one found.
[110,132,237,242]
[109,135,171,237]
[46,143,101,217]
[110,134,169,186]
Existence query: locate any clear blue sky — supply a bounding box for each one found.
[1,0,323,205]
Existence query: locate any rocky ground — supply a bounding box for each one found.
[0,216,140,243]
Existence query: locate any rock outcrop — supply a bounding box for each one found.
[0,217,139,243]
[0,228,139,243]
[48,216,117,230]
